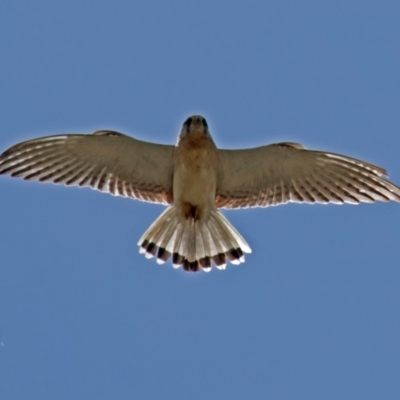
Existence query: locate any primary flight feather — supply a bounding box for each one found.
[1,115,399,272]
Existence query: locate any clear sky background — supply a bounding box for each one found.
[1,1,400,399]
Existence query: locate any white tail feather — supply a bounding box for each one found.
[138,206,251,272]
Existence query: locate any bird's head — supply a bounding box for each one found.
[180,115,209,137]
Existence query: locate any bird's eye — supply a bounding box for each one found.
[184,117,192,127]
[202,118,208,130]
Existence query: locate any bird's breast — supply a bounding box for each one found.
[173,133,218,210]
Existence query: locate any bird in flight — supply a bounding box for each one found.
[1,115,399,272]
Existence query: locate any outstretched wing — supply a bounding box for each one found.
[0,130,175,205]
[216,142,400,209]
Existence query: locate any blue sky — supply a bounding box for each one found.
[1,1,400,399]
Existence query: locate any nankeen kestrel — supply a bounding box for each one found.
[1,115,399,272]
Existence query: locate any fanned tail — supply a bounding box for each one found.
[138,206,251,272]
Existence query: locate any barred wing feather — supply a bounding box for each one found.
[0,130,175,205]
[216,142,400,209]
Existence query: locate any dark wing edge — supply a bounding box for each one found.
[215,143,400,209]
[0,131,175,205]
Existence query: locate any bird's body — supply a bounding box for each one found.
[139,116,249,271]
[1,115,399,272]
[173,117,218,223]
